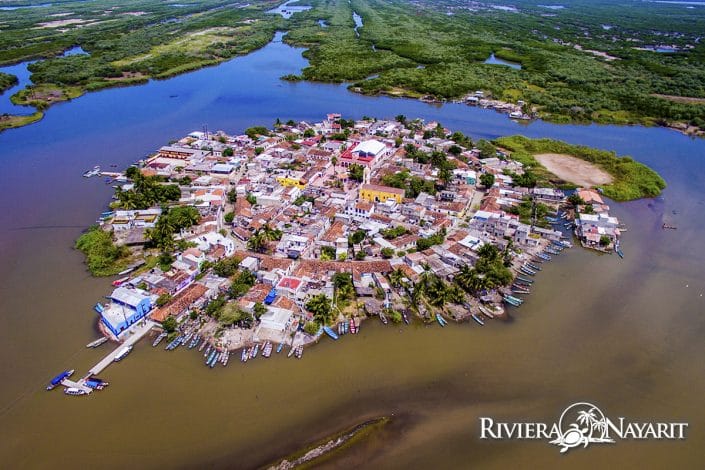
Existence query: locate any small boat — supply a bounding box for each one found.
[152,332,168,347]
[520,267,535,276]
[517,276,534,284]
[616,248,624,259]
[276,343,284,354]
[436,313,447,327]
[223,351,230,367]
[402,310,410,325]
[526,263,541,271]
[241,348,249,362]
[478,306,495,319]
[198,338,208,351]
[662,223,677,230]
[83,165,101,177]
[262,341,273,358]
[85,379,109,390]
[113,345,133,362]
[64,387,89,396]
[117,266,136,276]
[86,337,108,348]
[94,303,104,313]
[204,345,212,357]
[295,345,303,359]
[323,326,339,340]
[287,345,296,358]
[206,350,217,366]
[251,343,259,359]
[46,369,75,391]
[536,253,552,261]
[472,314,485,326]
[379,311,388,325]
[349,319,358,334]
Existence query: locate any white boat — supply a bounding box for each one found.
[64,387,89,396]
[86,337,108,348]
[82,165,101,177]
[113,345,133,362]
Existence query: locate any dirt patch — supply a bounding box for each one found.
[37,19,88,28]
[534,153,613,187]
[651,94,705,105]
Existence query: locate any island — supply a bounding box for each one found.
[1,0,704,135]
[57,113,664,395]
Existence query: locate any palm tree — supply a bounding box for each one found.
[388,268,405,289]
[247,231,266,253]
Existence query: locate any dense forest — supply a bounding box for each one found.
[1,0,704,132]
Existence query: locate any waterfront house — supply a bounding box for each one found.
[99,287,153,337]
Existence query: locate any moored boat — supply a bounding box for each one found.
[472,314,485,326]
[262,341,273,358]
[276,343,284,353]
[113,345,133,362]
[323,326,339,340]
[436,313,447,327]
[152,332,167,347]
[86,337,108,348]
[64,387,90,396]
[46,369,75,391]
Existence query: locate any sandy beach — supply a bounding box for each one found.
[534,153,613,187]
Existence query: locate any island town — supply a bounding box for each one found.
[49,114,626,396]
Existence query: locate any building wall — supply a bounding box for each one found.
[359,188,403,204]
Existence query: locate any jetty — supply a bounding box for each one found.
[87,320,155,376]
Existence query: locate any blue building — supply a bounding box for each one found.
[98,287,153,337]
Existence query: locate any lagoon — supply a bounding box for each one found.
[484,53,522,69]
[0,30,704,468]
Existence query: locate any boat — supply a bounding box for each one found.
[479,306,495,319]
[402,310,410,325]
[295,345,303,359]
[64,387,89,396]
[82,165,101,177]
[94,303,104,313]
[204,345,212,357]
[276,343,284,354]
[546,248,560,255]
[206,350,217,366]
[46,369,75,391]
[86,379,109,390]
[436,313,447,327]
[516,276,534,284]
[152,332,167,347]
[113,345,133,362]
[287,345,296,358]
[86,337,108,348]
[166,335,183,351]
[662,223,677,230]
[536,253,552,261]
[338,322,343,335]
[379,311,388,325]
[472,314,485,326]
[251,343,259,358]
[520,266,535,276]
[503,296,522,307]
[223,351,230,367]
[526,263,541,271]
[262,341,273,358]
[616,248,624,259]
[198,338,208,351]
[323,326,339,340]
[241,348,249,362]
[111,276,129,287]
[349,319,358,334]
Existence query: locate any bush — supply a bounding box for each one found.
[75,226,129,276]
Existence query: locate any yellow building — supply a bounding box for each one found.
[276,176,307,189]
[359,184,405,204]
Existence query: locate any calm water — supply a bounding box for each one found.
[484,53,522,69]
[0,32,704,469]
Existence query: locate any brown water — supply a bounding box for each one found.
[1,36,704,468]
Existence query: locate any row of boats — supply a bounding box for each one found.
[505,239,572,307]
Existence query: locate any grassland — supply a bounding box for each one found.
[495,135,667,201]
[0,72,18,92]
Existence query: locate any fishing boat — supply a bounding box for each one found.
[111,276,130,287]
[349,319,358,334]
[323,326,339,340]
[615,240,624,259]
[94,303,104,313]
[276,343,284,353]
[86,337,108,348]
[206,350,217,366]
[198,338,208,351]
[479,306,495,319]
[402,310,410,325]
[287,345,296,358]
[113,345,133,362]
[379,311,388,325]
[436,313,447,327]
[536,253,552,261]
[546,248,560,256]
[263,341,273,358]
[662,223,677,230]
[343,321,349,335]
[204,345,212,357]
[295,345,303,359]
[223,351,230,367]
[517,276,534,284]
[82,165,101,177]
[503,296,522,307]
[151,332,167,347]
[505,294,524,305]
[338,322,344,335]
[251,343,260,359]
[85,378,109,390]
[526,263,541,271]
[472,314,485,326]
[520,266,536,276]
[64,387,90,396]
[46,369,75,391]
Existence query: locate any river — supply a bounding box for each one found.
[0,31,704,468]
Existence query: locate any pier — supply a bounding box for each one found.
[87,320,156,377]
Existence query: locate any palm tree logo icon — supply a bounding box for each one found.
[550,402,615,453]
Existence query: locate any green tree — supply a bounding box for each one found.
[162,316,177,333]
[222,147,234,157]
[306,294,333,326]
[224,211,234,224]
[348,163,365,182]
[480,173,495,188]
[381,247,394,259]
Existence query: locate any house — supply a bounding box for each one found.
[359,184,405,204]
[99,287,153,337]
